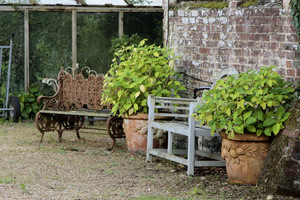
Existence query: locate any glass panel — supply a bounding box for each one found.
[29,11,72,88]
[0,12,24,92]
[77,12,118,74]
[123,12,163,46]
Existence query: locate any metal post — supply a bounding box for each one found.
[0,49,3,82]
[5,33,14,109]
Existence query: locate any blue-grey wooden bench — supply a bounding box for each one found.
[146,67,239,175]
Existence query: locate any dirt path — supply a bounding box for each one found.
[0,121,297,199]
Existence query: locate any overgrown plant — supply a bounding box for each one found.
[102,39,186,117]
[193,66,295,138]
[17,84,43,119]
[110,34,143,57]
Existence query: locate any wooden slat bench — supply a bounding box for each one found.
[35,67,124,150]
[147,96,225,176]
[146,67,240,175]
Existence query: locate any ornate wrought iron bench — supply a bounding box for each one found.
[35,67,124,150]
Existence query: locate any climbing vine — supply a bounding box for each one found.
[290,0,300,44]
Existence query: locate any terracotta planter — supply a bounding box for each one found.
[220,132,271,185]
[123,113,168,155]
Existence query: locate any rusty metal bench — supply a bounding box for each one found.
[35,66,124,150]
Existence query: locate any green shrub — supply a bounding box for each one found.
[102,39,186,117]
[193,66,295,138]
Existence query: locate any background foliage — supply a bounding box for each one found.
[0,11,163,94]
[290,0,300,43]
[0,10,162,119]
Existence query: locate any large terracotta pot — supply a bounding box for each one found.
[220,131,271,185]
[123,113,167,155]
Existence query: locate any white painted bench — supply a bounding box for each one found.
[146,67,240,175]
[146,96,225,175]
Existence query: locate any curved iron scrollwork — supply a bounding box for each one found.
[36,66,123,150]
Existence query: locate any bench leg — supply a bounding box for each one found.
[39,131,45,143]
[107,116,125,151]
[57,121,63,142]
[36,112,55,143]
[76,130,81,139]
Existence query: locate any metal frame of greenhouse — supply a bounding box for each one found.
[0,0,162,92]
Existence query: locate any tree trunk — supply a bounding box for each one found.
[258,99,300,197]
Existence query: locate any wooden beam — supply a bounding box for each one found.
[118,11,123,38]
[0,5,162,13]
[24,10,29,92]
[72,10,77,69]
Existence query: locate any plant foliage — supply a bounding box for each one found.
[290,0,300,44]
[102,39,186,117]
[16,84,43,119]
[193,66,295,138]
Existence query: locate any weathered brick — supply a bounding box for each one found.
[199,48,210,54]
[287,69,296,76]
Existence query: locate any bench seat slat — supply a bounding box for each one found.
[40,110,111,118]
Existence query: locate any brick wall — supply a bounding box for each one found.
[163,0,300,97]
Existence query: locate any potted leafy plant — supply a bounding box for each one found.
[193,66,295,185]
[102,39,186,154]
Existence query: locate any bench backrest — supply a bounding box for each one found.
[57,67,110,111]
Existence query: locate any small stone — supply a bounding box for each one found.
[266,195,273,200]
[200,176,206,180]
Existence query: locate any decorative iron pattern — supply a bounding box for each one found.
[39,67,110,112]
[35,66,124,149]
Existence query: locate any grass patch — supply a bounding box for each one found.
[134,195,180,200]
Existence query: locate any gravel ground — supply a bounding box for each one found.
[0,120,298,200]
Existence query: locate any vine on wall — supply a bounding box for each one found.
[290,0,300,43]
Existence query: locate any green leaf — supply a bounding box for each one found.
[135,91,141,98]
[243,111,252,121]
[118,90,124,98]
[275,106,285,119]
[140,85,146,93]
[233,125,243,134]
[245,117,257,125]
[264,127,272,136]
[226,108,231,116]
[233,117,243,125]
[272,123,281,135]
[281,112,291,122]
[128,108,134,115]
[253,110,264,121]
[246,124,256,132]
[263,118,277,127]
